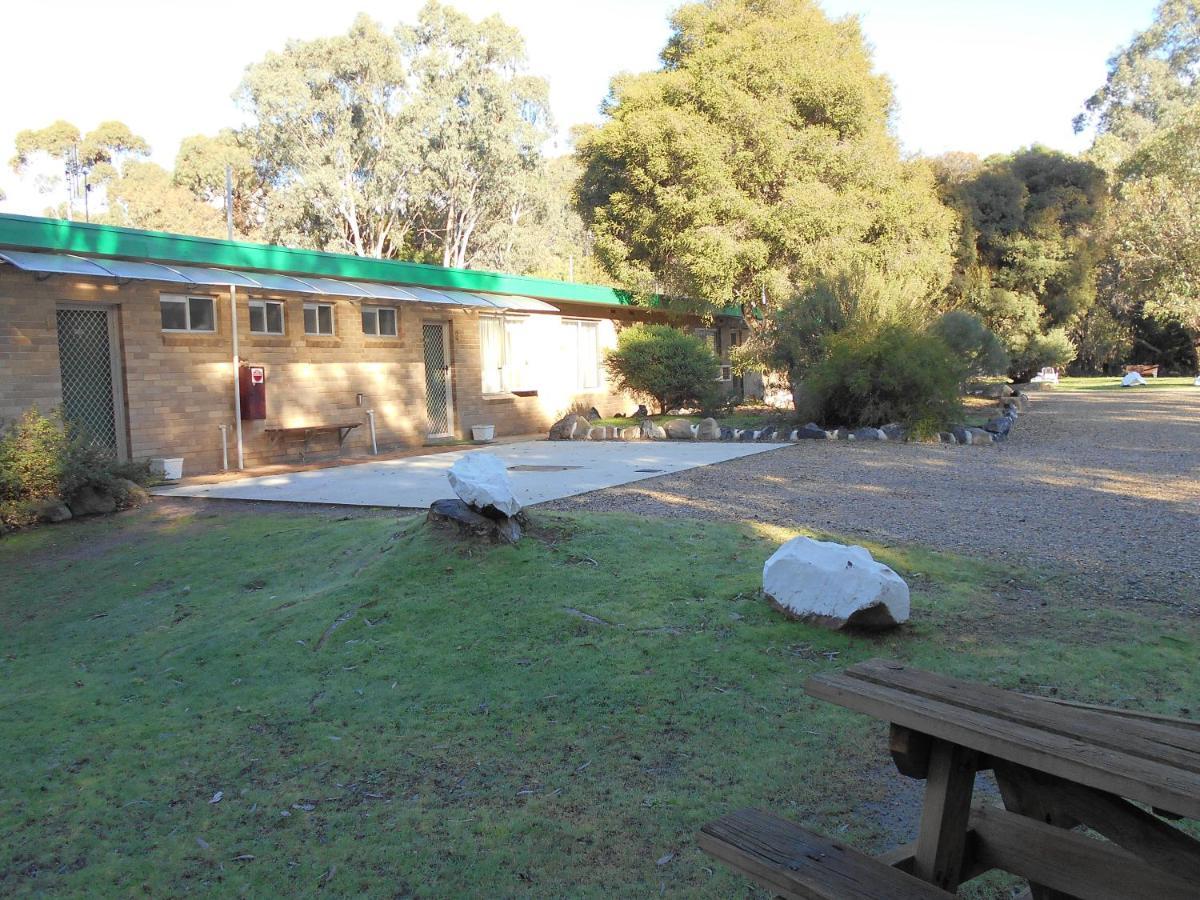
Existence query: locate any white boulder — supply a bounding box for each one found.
[1122,371,1147,387]
[447,453,522,517]
[763,536,910,630]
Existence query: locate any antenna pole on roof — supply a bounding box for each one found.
[226,164,245,470]
[225,165,235,241]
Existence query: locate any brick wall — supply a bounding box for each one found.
[1,269,735,476]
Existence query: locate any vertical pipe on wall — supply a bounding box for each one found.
[218,424,229,471]
[367,410,378,455]
[226,165,245,470]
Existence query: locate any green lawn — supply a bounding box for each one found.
[1053,375,1198,391]
[2,506,1197,896]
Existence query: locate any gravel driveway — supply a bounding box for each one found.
[544,389,1200,609]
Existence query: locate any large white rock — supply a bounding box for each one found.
[1122,371,1147,387]
[763,536,910,630]
[447,453,522,517]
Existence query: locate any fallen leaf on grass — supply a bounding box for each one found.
[656,852,674,866]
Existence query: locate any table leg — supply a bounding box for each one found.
[912,739,979,891]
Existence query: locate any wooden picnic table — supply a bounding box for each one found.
[700,658,1200,898]
[805,659,1200,897]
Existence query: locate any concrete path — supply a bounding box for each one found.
[154,439,789,508]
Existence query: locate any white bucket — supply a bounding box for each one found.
[151,457,185,480]
[471,425,496,443]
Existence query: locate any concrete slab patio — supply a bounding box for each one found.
[154,439,790,508]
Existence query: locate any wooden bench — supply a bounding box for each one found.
[1124,364,1160,377]
[698,808,951,899]
[264,422,361,460]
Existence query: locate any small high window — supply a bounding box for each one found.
[249,300,285,335]
[160,294,215,333]
[362,306,398,337]
[303,302,335,336]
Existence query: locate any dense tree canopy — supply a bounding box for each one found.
[935,147,1105,376]
[575,0,955,401]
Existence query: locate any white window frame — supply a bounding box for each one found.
[362,305,398,338]
[479,314,530,395]
[248,299,286,335]
[564,318,603,392]
[303,302,335,336]
[160,294,216,333]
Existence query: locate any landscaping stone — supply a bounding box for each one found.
[762,536,910,630]
[586,426,605,440]
[630,404,649,419]
[938,431,957,444]
[622,426,643,440]
[428,498,523,544]
[737,429,758,442]
[719,426,736,441]
[67,484,117,517]
[795,423,827,440]
[951,425,971,444]
[665,419,697,440]
[113,478,151,506]
[984,416,1012,437]
[585,407,602,421]
[757,426,778,441]
[549,413,592,440]
[447,453,522,518]
[854,427,887,441]
[641,419,667,440]
[34,498,72,523]
[965,427,993,445]
[836,428,854,440]
[881,423,906,441]
[696,418,721,441]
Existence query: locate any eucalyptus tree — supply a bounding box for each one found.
[10,120,150,219]
[238,3,551,268]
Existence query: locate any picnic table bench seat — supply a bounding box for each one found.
[698,808,951,899]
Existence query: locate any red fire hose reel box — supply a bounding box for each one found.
[239,364,267,420]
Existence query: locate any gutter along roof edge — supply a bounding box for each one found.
[0,213,638,309]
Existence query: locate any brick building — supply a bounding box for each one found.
[0,214,750,475]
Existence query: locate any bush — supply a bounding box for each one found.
[931,310,1009,377]
[0,407,150,530]
[604,324,721,414]
[805,324,966,435]
[1009,326,1077,381]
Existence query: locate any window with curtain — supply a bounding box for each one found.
[564,319,602,391]
[480,316,530,394]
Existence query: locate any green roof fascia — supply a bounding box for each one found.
[0,213,641,309]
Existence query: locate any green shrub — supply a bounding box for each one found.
[1009,326,1077,381]
[805,324,966,435]
[931,310,1009,377]
[604,323,721,414]
[0,407,150,530]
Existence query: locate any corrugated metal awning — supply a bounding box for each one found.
[0,250,558,312]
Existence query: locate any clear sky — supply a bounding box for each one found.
[0,0,1158,215]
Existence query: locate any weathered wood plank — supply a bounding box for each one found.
[993,763,1078,899]
[992,762,1200,883]
[698,808,952,899]
[890,724,933,779]
[848,659,1200,768]
[1024,695,1200,732]
[912,740,979,890]
[805,672,1200,818]
[970,804,1198,900]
